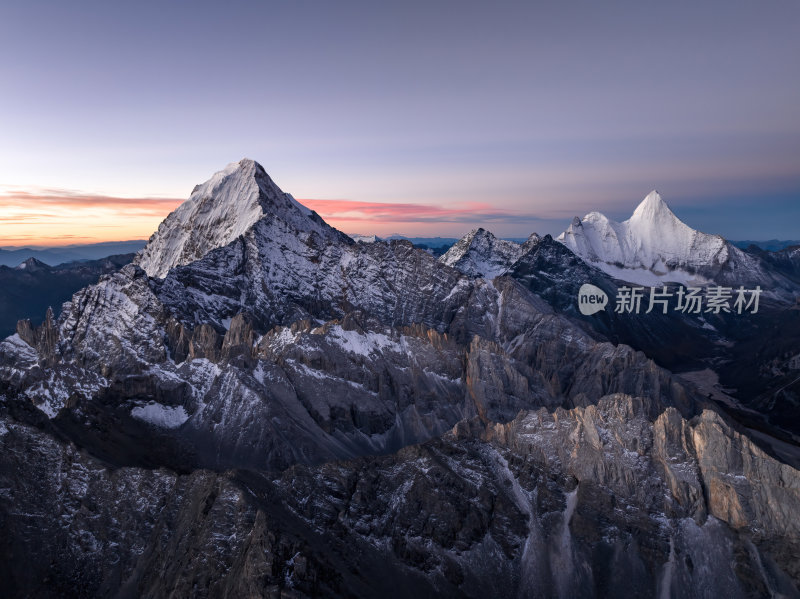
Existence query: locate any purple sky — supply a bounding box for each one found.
[1,0,799,242]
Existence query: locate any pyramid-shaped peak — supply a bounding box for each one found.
[224,157,264,172]
[440,228,523,278]
[556,189,731,285]
[230,158,278,183]
[134,159,343,278]
[521,232,541,253]
[16,257,49,271]
[204,157,258,179]
[525,232,541,243]
[630,190,676,221]
[450,228,498,250]
[200,158,276,195]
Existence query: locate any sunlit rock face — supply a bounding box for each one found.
[134,158,348,279]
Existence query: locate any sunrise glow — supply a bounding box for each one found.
[0,187,182,246]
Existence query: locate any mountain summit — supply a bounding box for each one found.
[135,158,341,278]
[629,189,672,220]
[440,228,525,278]
[15,257,49,272]
[557,191,739,285]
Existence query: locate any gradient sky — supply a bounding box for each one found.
[1,0,799,245]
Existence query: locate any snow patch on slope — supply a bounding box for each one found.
[131,402,189,429]
[327,325,401,357]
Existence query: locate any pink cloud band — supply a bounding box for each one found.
[298,198,538,224]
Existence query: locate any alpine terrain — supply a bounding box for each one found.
[1,159,800,598]
[556,190,791,291]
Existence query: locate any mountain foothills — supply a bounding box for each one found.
[2,159,800,598]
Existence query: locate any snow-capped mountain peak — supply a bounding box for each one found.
[630,189,670,220]
[135,158,340,278]
[521,232,541,253]
[440,228,524,278]
[556,190,732,285]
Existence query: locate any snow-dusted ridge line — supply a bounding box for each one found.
[134,158,343,279]
[440,228,540,279]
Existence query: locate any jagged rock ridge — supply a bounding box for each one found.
[439,228,537,278]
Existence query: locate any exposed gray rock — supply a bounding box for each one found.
[220,313,256,363]
[189,323,222,362]
[3,391,798,598]
[15,319,36,347]
[165,317,191,364]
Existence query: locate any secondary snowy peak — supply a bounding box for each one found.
[556,191,730,285]
[135,158,341,278]
[440,228,524,278]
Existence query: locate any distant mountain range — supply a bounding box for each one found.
[0,240,146,268]
[350,233,798,256]
[349,234,530,257]
[0,228,791,271]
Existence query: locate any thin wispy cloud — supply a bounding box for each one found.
[0,187,183,217]
[298,198,546,225]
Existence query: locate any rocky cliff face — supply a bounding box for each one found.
[2,393,798,598]
[746,244,800,284]
[1,160,799,598]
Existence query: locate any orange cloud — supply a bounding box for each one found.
[0,187,182,246]
[0,188,182,216]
